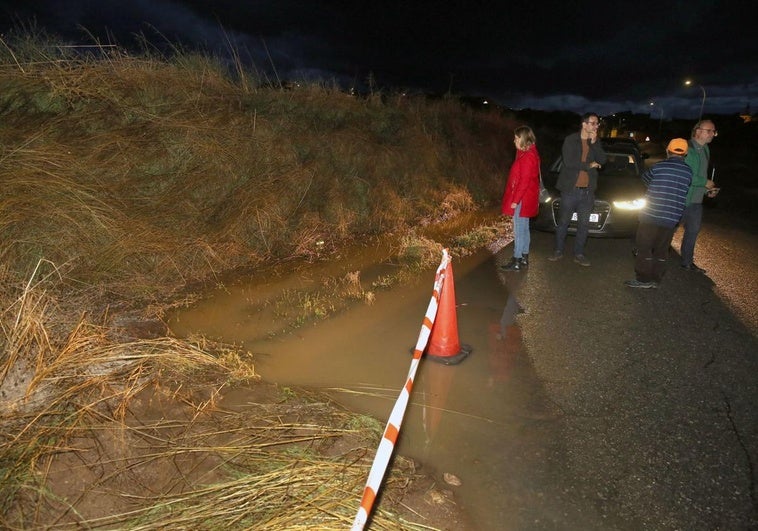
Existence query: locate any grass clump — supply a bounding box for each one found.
[452,220,510,256]
[397,234,445,271]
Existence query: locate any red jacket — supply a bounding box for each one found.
[501,143,540,217]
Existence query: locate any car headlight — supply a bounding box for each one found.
[613,198,646,210]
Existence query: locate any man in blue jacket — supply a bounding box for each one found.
[625,138,692,288]
[548,112,607,266]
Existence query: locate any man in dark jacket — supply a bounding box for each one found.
[548,112,607,266]
[624,138,692,288]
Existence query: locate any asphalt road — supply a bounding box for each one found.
[511,209,758,529]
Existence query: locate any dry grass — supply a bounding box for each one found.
[0,40,512,303]
[3,377,435,529]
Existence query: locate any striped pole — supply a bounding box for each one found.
[351,249,451,530]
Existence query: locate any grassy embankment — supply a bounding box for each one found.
[0,34,517,528]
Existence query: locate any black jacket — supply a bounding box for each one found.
[556,132,607,193]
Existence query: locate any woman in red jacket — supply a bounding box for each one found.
[500,126,541,271]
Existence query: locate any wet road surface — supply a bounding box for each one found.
[514,214,758,529]
[170,206,758,530]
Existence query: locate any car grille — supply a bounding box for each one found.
[551,199,612,230]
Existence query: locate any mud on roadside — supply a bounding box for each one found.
[6,373,469,530]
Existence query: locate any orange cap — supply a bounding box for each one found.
[667,138,688,155]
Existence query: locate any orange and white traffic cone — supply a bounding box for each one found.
[426,260,472,365]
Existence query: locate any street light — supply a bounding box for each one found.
[684,80,706,121]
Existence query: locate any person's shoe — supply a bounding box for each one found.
[499,257,522,271]
[547,251,563,262]
[680,263,706,273]
[520,254,529,267]
[574,254,591,267]
[624,279,658,289]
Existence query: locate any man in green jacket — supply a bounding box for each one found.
[680,120,718,273]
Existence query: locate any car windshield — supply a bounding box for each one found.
[547,147,642,181]
[600,152,639,178]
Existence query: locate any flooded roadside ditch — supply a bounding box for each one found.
[166,213,579,529]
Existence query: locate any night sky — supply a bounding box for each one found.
[0,1,755,118]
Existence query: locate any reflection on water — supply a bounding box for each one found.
[487,271,526,388]
[169,248,568,530]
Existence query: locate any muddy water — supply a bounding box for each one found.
[169,244,570,530]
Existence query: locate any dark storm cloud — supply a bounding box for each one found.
[0,0,755,117]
